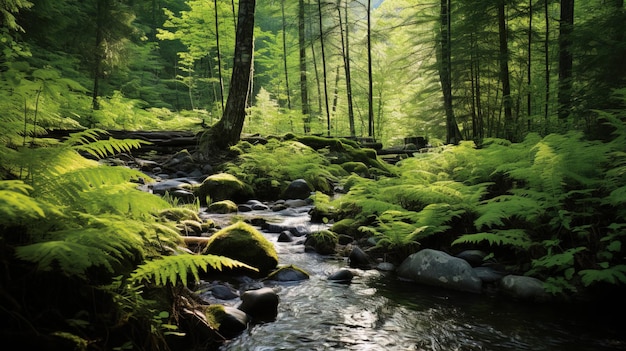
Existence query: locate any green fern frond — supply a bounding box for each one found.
[0,180,47,224]
[531,246,587,271]
[15,241,117,279]
[130,254,258,287]
[578,265,626,287]
[474,194,544,229]
[451,229,531,249]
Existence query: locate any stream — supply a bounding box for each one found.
[198,202,626,351]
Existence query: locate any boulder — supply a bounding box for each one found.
[473,266,506,284]
[206,305,249,339]
[237,287,279,322]
[397,249,482,294]
[455,249,488,267]
[348,246,372,269]
[277,231,293,242]
[267,265,310,282]
[327,268,354,284]
[196,173,254,203]
[207,200,238,214]
[500,275,549,301]
[304,230,338,255]
[280,179,313,200]
[202,221,278,276]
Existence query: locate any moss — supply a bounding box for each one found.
[207,200,238,214]
[266,264,310,281]
[205,304,226,330]
[305,229,339,255]
[158,207,202,222]
[341,161,370,177]
[195,172,254,203]
[203,221,278,276]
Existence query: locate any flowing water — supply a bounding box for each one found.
[203,204,626,351]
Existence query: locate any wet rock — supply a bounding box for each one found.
[280,179,313,200]
[348,246,372,269]
[151,178,197,196]
[267,265,310,282]
[209,284,239,300]
[289,225,309,237]
[397,249,482,294]
[206,305,249,339]
[304,230,338,255]
[376,262,395,272]
[473,266,506,283]
[237,287,279,322]
[456,249,488,267]
[196,173,254,204]
[246,199,270,211]
[500,275,549,301]
[208,200,238,214]
[327,268,354,283]
[277,231,293,242]
[202,221,278,276]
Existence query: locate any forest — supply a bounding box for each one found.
[1,0,626,350]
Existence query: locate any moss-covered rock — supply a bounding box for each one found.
[195,173,254,204]
[341,161,370,177]
[207,200,238,214]
[304,229,338,255]
[202,221,278,276]
[205,304,249,339]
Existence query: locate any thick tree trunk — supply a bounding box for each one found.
[557,0,574,120]
[206,0,256,149]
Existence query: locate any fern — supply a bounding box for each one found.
[130,254,258,287]
[474,193,545,229]
[531,246,587,272]
[0,180,47,224]
[578,265,626,287]
[452,229,532,249]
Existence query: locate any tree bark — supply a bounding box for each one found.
[367,0,374,138]
[206,0,256,149]
[299,0,311,133]
[497,0,514,140]
[337,0,355,137]
[557,0,574,120]
[317,0,331,136]
[215,0,225,113]
[439,0,461,144]
[281,0,292,110]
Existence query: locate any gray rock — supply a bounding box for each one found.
[210,284,239,300]
[455,249,488,267]
[349,246,372,269]
[328,268,354,283]
[238,287,279,322]
[277,231,293,242]
[213,306,249,339]
[500,275,549,301]
[281,179,313,200]
[397,249,482,294]
[473,266,505,283]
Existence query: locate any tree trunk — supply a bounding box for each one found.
[497,0,514,140]
[299,0,311,133]
[215,0,225,113]
[544,0,550,128]
[337,0,355,137]
[367,0,374,138]
[281,0,292,110]
[206,0,256,149]
[317,0,331,136]
[557,0,574,120]
[439,0,461,144]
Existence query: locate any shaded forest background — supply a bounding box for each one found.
[3,0,625,146]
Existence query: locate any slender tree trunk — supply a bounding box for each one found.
[367,0,374,138]
[527,0,533,123]
[281,0,292,110]
[497,0,514,140]
[317,0,331,136]
[308,0,323,116]
[299,0,311,133]
[337,0,355,137]
[92,0,106,111]
[207,0,256,149]
[439,0,461,144]
[557,0,574,120]
[543,1,550,126]
[215,0,225,113]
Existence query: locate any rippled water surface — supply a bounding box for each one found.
[209,206,626,351]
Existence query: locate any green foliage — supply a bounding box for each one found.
[224,139,338,199]
[130,254,257,287]
[452,229,532,249]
